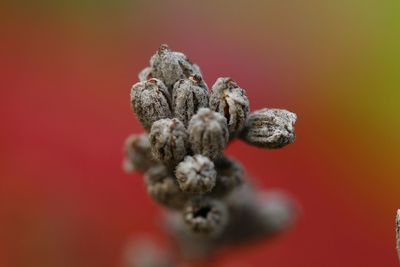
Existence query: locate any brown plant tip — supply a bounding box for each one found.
[144,164,189,210]
[183,198,228,238]
[211,156,244,197]
[175,155,217,194]
[172,76,209,127]
[210,77,250,138]
[131,78,172,131]
[188,108,229,160]
[149,118,189,166]
[123,134,156,173]
[150,44,203,89]
[240,108,297,149]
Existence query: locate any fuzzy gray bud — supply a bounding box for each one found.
[150,44,202,88]
[123,134,156,173]
[172,75,209,126]
[188,108,229,160]
[209,77,250,137]
[175,155,217,194]
[144,164,189,210]
[211,157,244,197]
[240,108,297,148]
[130,78,172,131]
[183,197,228,237]
[149,118,189,166]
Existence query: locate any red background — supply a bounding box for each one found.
[1,1,399,266]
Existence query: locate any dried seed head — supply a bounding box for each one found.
[240,108,297,148]
[130,78,172,131]
[175,155,216,194]
[211,156,244,197]
[183,197,228,237]
[138,66,152,82]
[188,108,229,160]
[150,44,202,88]
[144,164,189,210]
[209,77,250,137]
[172,75,209,126]
[149,118,189,166]
[123,134,156,173]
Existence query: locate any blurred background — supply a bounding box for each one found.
[1,0,399,266]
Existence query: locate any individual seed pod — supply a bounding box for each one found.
[172,75,209,127]
[211,156,244,197]
[183,197,228,238]
[149,118,189,166]
[144,164,189,210]
[209,77,250,137]
[122,134,156,173]
[188,108,229,160]
[138,66,152,81]
[150,44,202,89]
[130,78,172,131]
[175,155,217,194]
[240,108,297,149]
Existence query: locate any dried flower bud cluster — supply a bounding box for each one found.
[123,44,298,259]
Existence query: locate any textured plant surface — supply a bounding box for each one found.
[123,44,298,266]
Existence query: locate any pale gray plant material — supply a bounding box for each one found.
[211,156,244,197]
[150,44,202,89]
[149,118,189,166]
[240,108,297,148]
[175,155,217,194]
[221,188,297,244]
[188,108,229,160]
[124,44,299,259]
[123,134,156,173]
[131,78,172,130]
[209,77,250,137]
[397,209,400,261]
[172,75,209,127]
[138,67,152,82]
[144,164,189,210]
[183,197,228,238]
[124,238,175,267]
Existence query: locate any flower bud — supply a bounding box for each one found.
[122,134,156,173]
[144,164,189,210]
[211,156,244,197]
[240,108,297,148]
[188,108,229,160]
[150,44,202,88]
[183,197,228,237]
[130,78,172,131]
[175,155,216,194]
[149,118,189,166]
[209,77,250,137]
[172,75,209,127]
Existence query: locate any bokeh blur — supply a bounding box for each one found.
[1,0,399,266]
